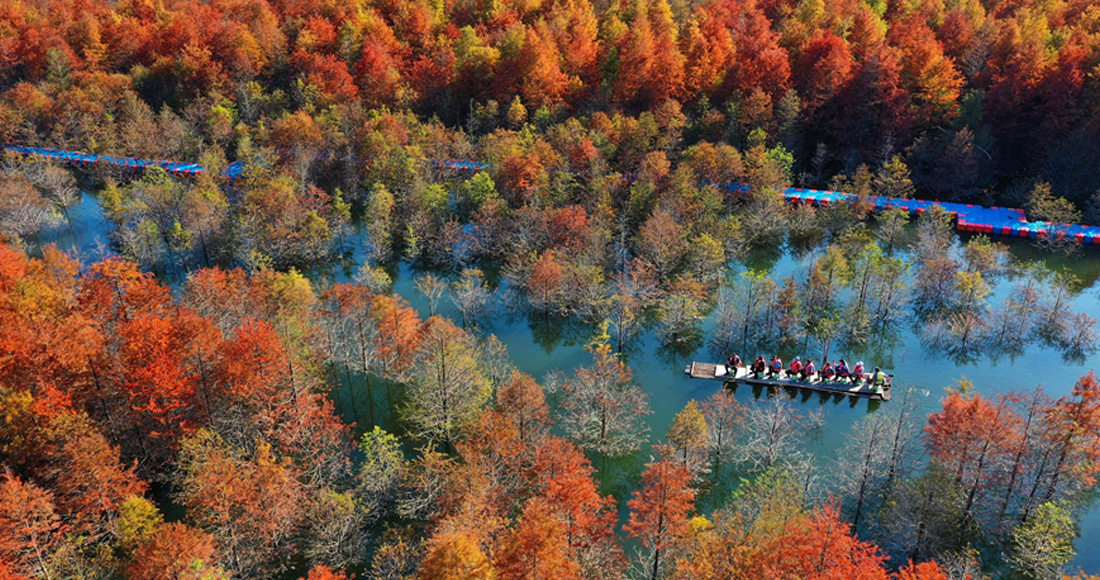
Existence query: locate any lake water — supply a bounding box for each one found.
[42,191,1100,572]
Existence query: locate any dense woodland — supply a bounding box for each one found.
[3,0,1100,578]
[1,0,1100,203]
[2,0,1100,273]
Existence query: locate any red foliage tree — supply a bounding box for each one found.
[718,0,790,101]
[356,21,406,108]
[547,205,590,250]
[530,437,623,575]
[118,312,205,443]
[369,293,423,376]
[794,29,854,114]
[213,318,289,408]
[767,505,889,580]
[299,563,350,580]
[79,258,172,326]
[520,25,569,108]
[888,15,963,126]
[0,474,61,578]
[496,370,551,444]
[497,498,582,580]
[612,0,684,107]
[291,50,359,107]
[1040,372,1100,503]
[418,530,496,580]
[547,0,600,99]
[527,251,565,313]
[177,432,305,577]
[894,560,949,580]
[126,522,225,580]
[625,459,695,580]
[925,389,1020,525]
[36,414,148,540]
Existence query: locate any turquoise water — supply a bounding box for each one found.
[41,192,1100,572]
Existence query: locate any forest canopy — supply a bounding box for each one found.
[3,0,1100,578]
[0,0,1098,212]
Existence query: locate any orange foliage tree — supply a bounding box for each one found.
[625,459,695,580]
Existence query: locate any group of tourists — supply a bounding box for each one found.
[725,353,888,390]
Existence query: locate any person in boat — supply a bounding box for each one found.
[786,356,802,379]
[871,367,887,391]
[836,359,850,380]
[820,361,835,381]
[768,356,783,378]
[851,361,865,384]
[726,353,742,375]
[801,359,816,381]
[752,356,767,379]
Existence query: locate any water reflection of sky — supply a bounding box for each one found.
[40,192,1100,573]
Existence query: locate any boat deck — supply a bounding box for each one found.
[685,361,892,401]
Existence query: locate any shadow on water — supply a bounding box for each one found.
[331,369,405,434]
[527,313,592,353]
[740,243,786,273]
[592,451,648,503]
[656,337,704,372]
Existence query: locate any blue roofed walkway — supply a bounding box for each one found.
[778,186,1099,245]
[3,144,245,179]
[6,143,1099,245]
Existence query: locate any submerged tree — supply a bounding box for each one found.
[834,411,895,528]
[1007,502,1077,580]
[0,173,55,248]
[738,396,820,476]
[700,390,745,476]
[557,324,651,457]
[655,279,705,348]
[1027,182,1081,251]
[876,207,911,250]
[712,269,776,354]
[415,273,449,317]
[665,400,711,479]
[924,386,1019,532]
[403,317,492,450]
[625,459,695,580]
[452,268,492,329]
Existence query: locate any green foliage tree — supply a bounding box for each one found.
[1008,502,1077,580]
[403,318,492,449]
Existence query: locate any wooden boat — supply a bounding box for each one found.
[684,361,892,401]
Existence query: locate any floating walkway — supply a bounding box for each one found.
[429,159,490,172]
[7,143,1100,244]
[685,361,892,401]
[3,145,245,179]
[777,186,1100,245]
[3,145,486,179]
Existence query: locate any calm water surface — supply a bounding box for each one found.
[45,192,1100,572]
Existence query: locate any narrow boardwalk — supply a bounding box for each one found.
[780,187,1099,244]
[3,145,245,178]
[6,143,1099,244]
[685,361,892,401]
